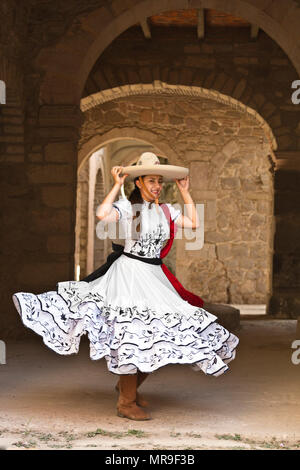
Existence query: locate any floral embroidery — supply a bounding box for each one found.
[129,223,168,257]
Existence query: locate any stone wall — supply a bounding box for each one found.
[1,0,300,339]
[81,93,273,304]
[76,158,89,278]
[85,26,299,152]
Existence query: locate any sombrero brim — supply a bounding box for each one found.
[121,165,189,182]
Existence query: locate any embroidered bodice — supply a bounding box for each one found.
[112,198,181,258]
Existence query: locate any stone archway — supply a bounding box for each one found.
[80,81,277,151]
[30,1,300,318]
[78,86,277,307]
[78,127,182,170]
[36,0,300,104]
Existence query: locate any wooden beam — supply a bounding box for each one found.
[197,9,205,39]
[251,24,259,39]
[140,18,151,39]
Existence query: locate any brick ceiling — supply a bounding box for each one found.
[149,9,251,27]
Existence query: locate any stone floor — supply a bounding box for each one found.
[0,317,300,450]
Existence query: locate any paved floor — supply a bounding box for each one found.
[0,318,300,450]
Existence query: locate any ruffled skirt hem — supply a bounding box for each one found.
[12,290,239,377]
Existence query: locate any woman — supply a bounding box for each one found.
[12,152,239,422]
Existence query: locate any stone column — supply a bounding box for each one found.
[20,105,81,290]
[86,153,98,274]
[268,151,300,318]
[76,159,89,279]
[0,60,25,338]
[93,161,105,269]
[103,145,112,260]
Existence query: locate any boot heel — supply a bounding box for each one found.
[117,374,152,421]
[117,409,152,421]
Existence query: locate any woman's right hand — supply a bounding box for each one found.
[111,166,129,185]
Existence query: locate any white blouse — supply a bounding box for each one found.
[112,198,181,258]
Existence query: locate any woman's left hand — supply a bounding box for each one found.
[175,175,189,192]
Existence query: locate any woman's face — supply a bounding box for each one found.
[138,175,163,200]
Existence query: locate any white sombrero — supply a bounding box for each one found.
[121,152,189,182]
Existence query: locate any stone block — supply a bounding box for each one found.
[239,257,255,269]
[250,213,266,227]
[192,190,217,200]
[38,105,83,127]
[31,209,72,234]
[42,185,74,208]
[231,243,249,258]
[0,115,23,125]
[28,164,74,184]
[45,142,75,163]
[216,243,232,260]
[222,140,240,157]
[253,93,266,108]
[0,154,24,163]
[28,153,43,162]
[260,101,277,118]
[183,45,202,54]
[3,125,23,134]
[0,135,24,143]
[220,177,241,190]
[37,127,79,141]
[139,109,152,123]
[47,235,73,254]
[241,178,259,191]
[190,162,218,190]
[222,77,236,96]
[234,57,258,65]
[169,115,184,125]
[105,110,124,124]
[203,303,240,330]
[185,56,215,68]
[205,231,227,243]
[6,144,24,154]
[232,79,247,100]
[245,191,270,200]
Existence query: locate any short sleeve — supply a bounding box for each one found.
[112,197,132,221]
[165,203,181,222]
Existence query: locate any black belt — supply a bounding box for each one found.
[82,243,161,283]
[123,251,162,265]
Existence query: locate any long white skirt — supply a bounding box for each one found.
[12,254,239,376]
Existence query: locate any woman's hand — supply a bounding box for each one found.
[111,166,128,186]
[175,175,189,192]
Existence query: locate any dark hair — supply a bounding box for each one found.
[128,176,144,205]
[128,176,143,238]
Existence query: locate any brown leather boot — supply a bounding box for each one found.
[117,374,151,420]
[115,371,150,407]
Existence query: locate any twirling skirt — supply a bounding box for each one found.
[12,254,239,376]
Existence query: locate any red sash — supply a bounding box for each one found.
[160,203,204,308]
